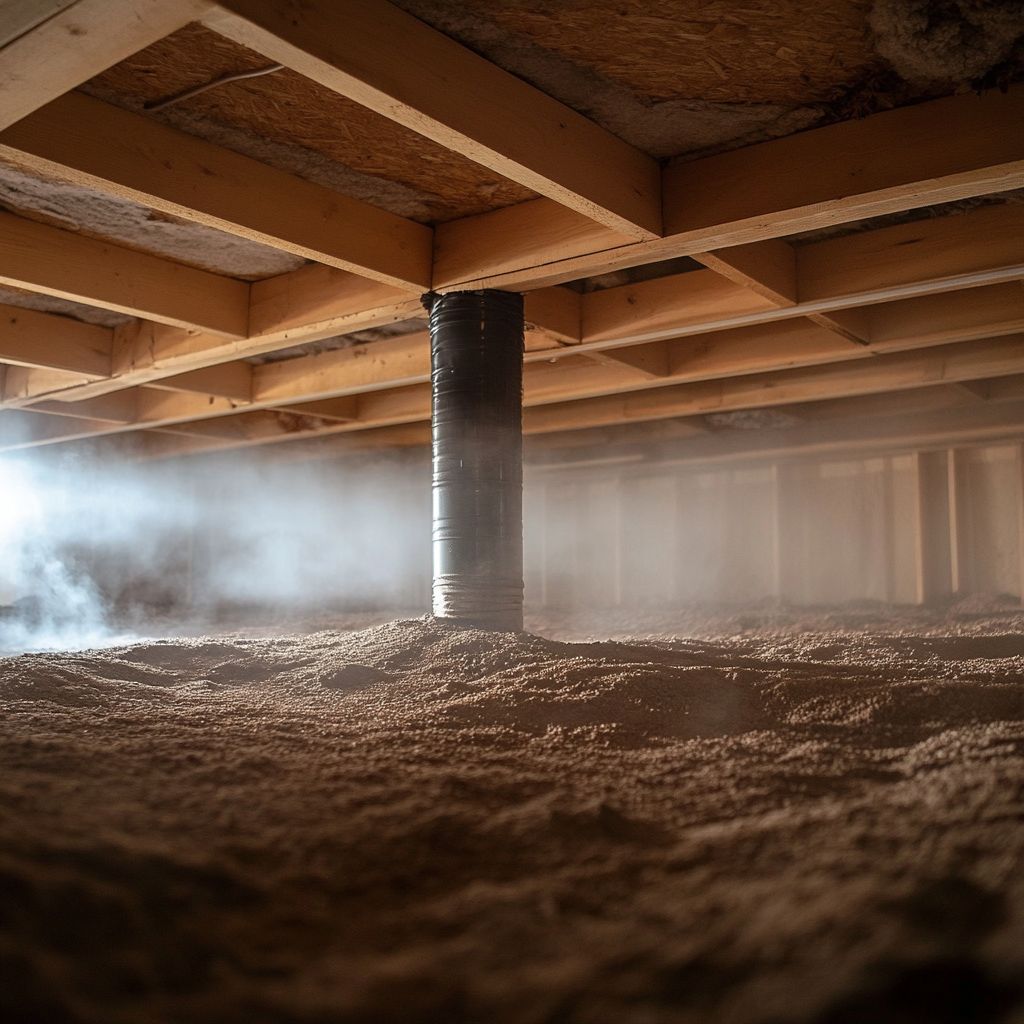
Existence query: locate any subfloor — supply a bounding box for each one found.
[1,604,1023,1023]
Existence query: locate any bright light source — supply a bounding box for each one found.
[0,458,43,539]
[0,457,122,653]
[0,459,45,607]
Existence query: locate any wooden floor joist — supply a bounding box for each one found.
[0,301,112,377]
[1,9,1022,463]
[94,362,1024,465]
[7,333,1024,455]
[202,0,662,239]
[0,0,210,130]
[517,333,1024,435]
[531,397,1024,472]
[5,26,1018,305]
[587,205,1024,348]
[432,87,1024,291]
[866,283,1024,351]
[0,210,250,337]
[5,202,1021,417]
[8,269,1022,425]
[0,91,434,290]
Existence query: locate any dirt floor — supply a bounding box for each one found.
[1,604,1023,1023]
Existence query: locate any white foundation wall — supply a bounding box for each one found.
[524,442,1024,609]
[162,439,1024,617]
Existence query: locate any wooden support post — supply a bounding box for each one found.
[1017,443,1024,605]
[539,481,552,611]
[772,463,784,601]
[947,448,970,596]
[913,450,954,604]
[666,466,683,607]
[881,457,897,604]
[520,475,542,615]
[772,461,804,603]
[614,473,625,609]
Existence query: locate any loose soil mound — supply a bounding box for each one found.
[1,616,1022,1023]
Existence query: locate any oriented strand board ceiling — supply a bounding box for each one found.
[82,23,535,224]
[395,0,1023,156]
[79,0,1024,222]
[403,0,879,104]
[77,2,1024,224]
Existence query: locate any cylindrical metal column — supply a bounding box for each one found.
[426,289,524,631]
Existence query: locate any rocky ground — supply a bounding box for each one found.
[1,606,1023,1023]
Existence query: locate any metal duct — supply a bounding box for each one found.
[425,289,524,631]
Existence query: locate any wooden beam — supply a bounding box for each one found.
[692,239,797,306]
[797,204,1024,303]
[434,87,1024,291]
[968,374,1024,403]
[666,320,860,379]
[529,284,624,367]
[0,406,117,446]
[0,301,111,376]
[133,394,1024,463]
[581,269,781,346]
[253,331,430,404]
[12,280,1021,435]
[130,419,433,461]
[0,0,210,130]
[807,309,872,346]
[0,211,250,336]
[535,399,1024,472]
[11,356,256,405]
[0,91,433,290]
[134,386,246,423]
[204,0,662,239]
[517,334,1024,434]
[579,206,1024,348]
[283,397,359,421]
[525,417,710,457]
[0,1,77,49]
[109,430,246,458]
[693,237,870,345]
[239,318,862,413]
[247,263,421,343]
[523,287,581,345]
[866,282,1024,352]
[39,269,420,402]
[583,343,671,379]
[147,362,254,402]
[107,336,1024,459]
[274,331,1024,436]
[12,208,1023,412]
[1,364,100,401]
[953,381,993,402]
[0,401,284,447]
[29,389,138,422]
[784,384,973,423]
[665,89,1024,246]
[433,199,633,290]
